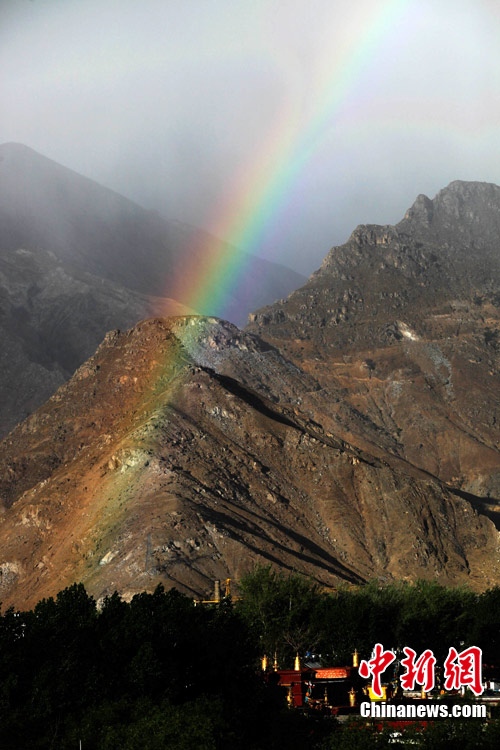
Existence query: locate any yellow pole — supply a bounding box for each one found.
[353,649,359,667]
[214,580,221,603]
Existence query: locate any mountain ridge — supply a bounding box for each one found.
[0,142,305,436]
[247,180,500,501]
[0,141,305,314]
[2,179,500,608]
[0,315,498,609]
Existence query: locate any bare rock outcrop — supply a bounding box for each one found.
[247,181,500,504]
[0,316,498,610]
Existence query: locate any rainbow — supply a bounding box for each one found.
[168,0,413,320]
[83,0,418,590]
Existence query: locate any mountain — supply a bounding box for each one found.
[0,143,305,436]
[0,316,498,610]
[247,181,500,514]
[0,246,190,437]
[0,143,305,321]
[3,180,500,609]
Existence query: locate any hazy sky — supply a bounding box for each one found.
[2,0,500,274]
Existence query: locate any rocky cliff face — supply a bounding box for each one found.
[247,181,500,514]
[1,317,498,610]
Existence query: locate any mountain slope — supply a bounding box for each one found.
[0,142,305,436]
[0,246,189,437]
[0,317,498,609]
[247,181,500,513]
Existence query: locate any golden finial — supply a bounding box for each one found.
[324,686,328,705]
[261,654,268,671]
[294,652,300,671]
[353,649,359,667]
[287,686,293,706]
[273,651,278,671]
[349,687,356,707]
[421,685,426,700]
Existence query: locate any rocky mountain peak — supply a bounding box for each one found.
[247,180,500,507]
[402,193,434,225]
[399,180,500,244]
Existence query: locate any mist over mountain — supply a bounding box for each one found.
[0,245,189,437]
[0,142,304,436]
[2,181,500,607]
[0,143,304,317]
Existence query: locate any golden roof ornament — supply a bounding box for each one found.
[294,652,300,671]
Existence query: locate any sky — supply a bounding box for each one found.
[1,0,500,276]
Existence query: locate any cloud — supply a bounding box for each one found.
[2,0,500,274]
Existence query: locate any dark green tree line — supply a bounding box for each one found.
[0,570,499,749]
